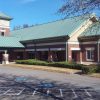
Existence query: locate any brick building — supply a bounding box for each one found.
[0,12,100,65]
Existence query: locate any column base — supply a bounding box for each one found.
[2,61,9,64]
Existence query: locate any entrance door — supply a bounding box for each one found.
[72,51,80,62]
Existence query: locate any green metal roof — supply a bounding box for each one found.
[11,15,89,41]
[0,36,24,48]
[0,12,12,20]
[79,22,100,37]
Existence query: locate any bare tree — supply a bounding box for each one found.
[58,0,100,37]
[23,24,29,28]
[58,0,100,18]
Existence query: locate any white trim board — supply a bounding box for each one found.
[25,49,35,51]
[71,48,80,51]
[68,41,80,44]
[37,48,49,51]
[27,42,66,47]
[50,48,65,51]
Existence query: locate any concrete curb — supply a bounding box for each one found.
[4,64,82,74]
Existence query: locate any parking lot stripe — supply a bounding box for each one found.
[32,88,39,96]
[3,89,12,95]
[72,89,78,98]
[47,89,50,95]
[16,88,25,95]
[59,89,63,97]
[84,89,92,97]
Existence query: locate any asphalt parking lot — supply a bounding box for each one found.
[0,75,100,100]
[0,65,100,100]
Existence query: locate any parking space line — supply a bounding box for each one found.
[72,89,78,99]
[16,88,25,95]
[84,89,92,97]
[3,89,12,95]
[47,89,50,95]
[32,88,39,96]
[0,86,98,99]
[5,88,25,96]
[59,89,63,97]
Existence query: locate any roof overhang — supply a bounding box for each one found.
[20,35,69,43]
[78,35,100,42]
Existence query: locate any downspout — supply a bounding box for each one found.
[98,39,100,63]
[66,42,68,62]
[34,42,37,59]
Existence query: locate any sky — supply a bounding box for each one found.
[0,0,64,30]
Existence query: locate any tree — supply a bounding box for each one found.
[58,0,100,18]
[23,24,29,28]
[13,25,22,30]
[58,0,100,37]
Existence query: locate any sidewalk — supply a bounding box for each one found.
[4,63,82,74]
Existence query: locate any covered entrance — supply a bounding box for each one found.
[71,48,80,62]
[48,48,66,62]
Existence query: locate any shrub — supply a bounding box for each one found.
[15,59,100,74]
[16,59,48,66]
[16,59,83,70]
[96,65,100,73]
[82,65,99,74]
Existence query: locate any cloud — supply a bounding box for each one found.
[21,0,37,4]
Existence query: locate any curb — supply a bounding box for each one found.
[4,64,82,74]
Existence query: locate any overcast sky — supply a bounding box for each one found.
[0,0,63,30]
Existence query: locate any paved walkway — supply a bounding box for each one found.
[0,65,100,90]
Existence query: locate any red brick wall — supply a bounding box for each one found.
[0,28,10,36]
[67,44,80,62]
[5,28,10,36]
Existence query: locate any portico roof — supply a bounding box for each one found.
[0,36,24,48]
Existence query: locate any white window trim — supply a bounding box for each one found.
[85,47,95,50]
[86,48,94,61]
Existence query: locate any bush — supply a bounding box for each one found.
[16,59,48,66]
[96,65,100,73]
[82,65,97,74]
[48,62,83,70]
[16,59,83,70]
[16,59,100,74]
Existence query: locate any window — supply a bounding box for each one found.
[1,32,4,36]
[86,48,94,61]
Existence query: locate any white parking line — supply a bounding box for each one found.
[16,88,25,95]
[47,89,50,95]
[59,89,63,97]
[72,89,78,99]
[0,86,97,98]
[84,89,92,97]
[6,88,25,96]
[32,88,39,96]
[3,89,12,95]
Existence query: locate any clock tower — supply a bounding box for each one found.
[0,12,12,36]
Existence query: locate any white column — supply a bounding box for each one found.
[66,42,68,62]
[98,40,100,63]
[2,50,9,64]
